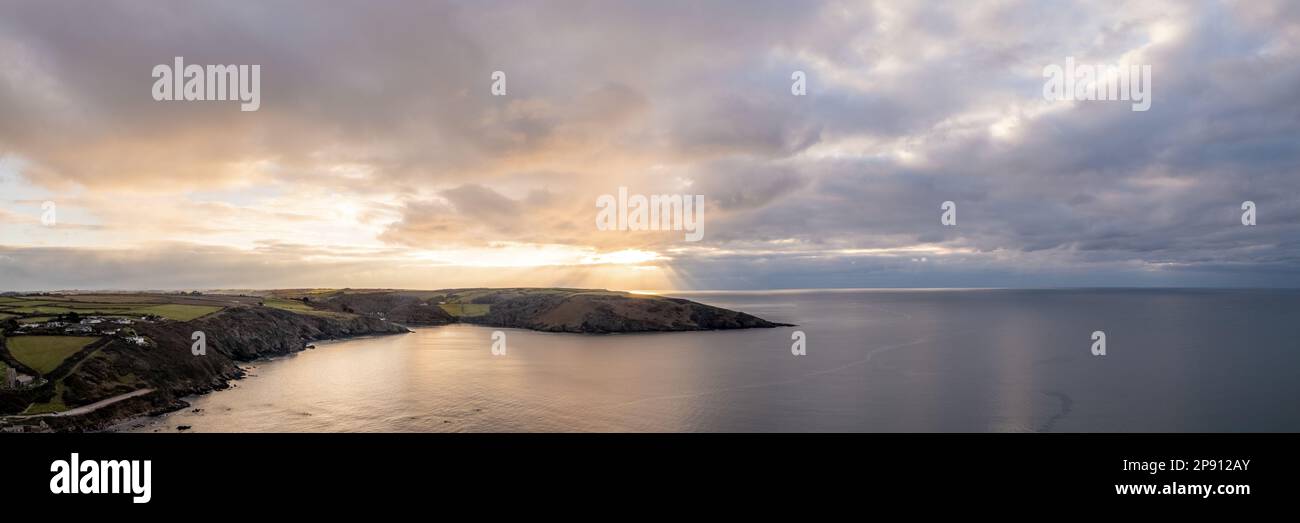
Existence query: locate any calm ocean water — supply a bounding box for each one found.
[121,289,1300,432]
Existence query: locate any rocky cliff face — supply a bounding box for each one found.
[467,292,787,333]
[313,292,457,325]
[309,288,791,333]
[9,306,409,431]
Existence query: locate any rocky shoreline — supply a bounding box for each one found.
[0,288,790,432]
[1,308,411,432]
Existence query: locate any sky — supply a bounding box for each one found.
[0,0,1298,291]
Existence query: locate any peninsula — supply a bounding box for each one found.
[0,288,788,431]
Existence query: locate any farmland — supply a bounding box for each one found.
[438,303,491,317]
[263,297,351,318]
[0,294,227,321]
[6,335,100,374]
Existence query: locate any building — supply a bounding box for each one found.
[3,367,15,389]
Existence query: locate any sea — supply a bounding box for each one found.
[119,289,1300,432]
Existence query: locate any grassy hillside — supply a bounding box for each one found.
[7,335,99,374]
[302,288,790,333]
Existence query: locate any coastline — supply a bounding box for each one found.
[106,328,417,433]
[2,327,414,433]
[0,288,789,432]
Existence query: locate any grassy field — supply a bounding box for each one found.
[130,304,221,321]
[6,336,100,374]
[0,297,221,321]
[438,303,491,317]
[264,298,318,313]
[264,298,350,317]
[266,289,346,301]
[22,381,66,415]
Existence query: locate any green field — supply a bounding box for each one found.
[23,381,67,414]
[439,303,491,317]
[0,297,220,321]
[264,298,349,317]
[130,304,221,321]
[1,305,81,314]
[264,298,318,312]
[6,336,100,374]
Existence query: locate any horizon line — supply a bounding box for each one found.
[4,285,1298,295]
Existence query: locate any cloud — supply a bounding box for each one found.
[0,0,1298,289]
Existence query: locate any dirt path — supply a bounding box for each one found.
[53,388,155,417]
[4,388,155,419]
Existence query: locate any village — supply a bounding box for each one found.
[1,309,163,393]
[8,311,155,344]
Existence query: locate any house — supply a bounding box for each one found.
[3,367,15,389]
[65,325,93,334]
[114,318,133,325]
[124,336,149,346]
